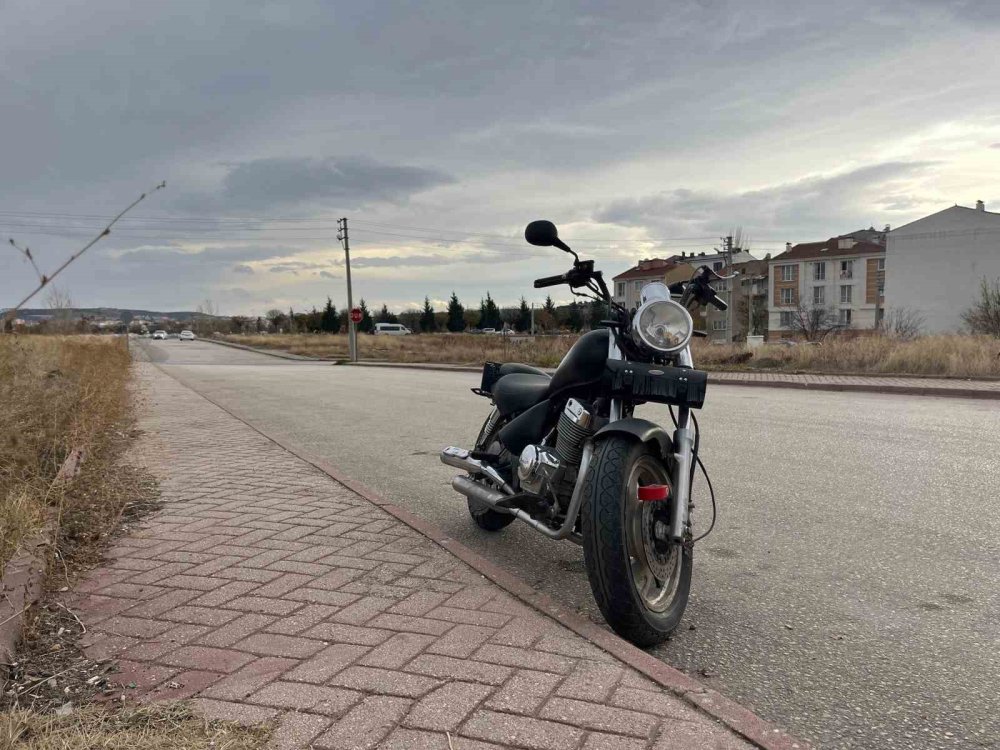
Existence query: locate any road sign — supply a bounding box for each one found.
[349,307,363,324]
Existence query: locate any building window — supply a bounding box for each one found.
[813,286,825,304]
[713,261,723,272]
[779,311,794,328]
[877,283,885,297]
[840,260,853,279]
[839,309,852,326]
[712,319,728,331]
[781,288,794,305]
[634,281,642,292]
[616,282,625,297]
[840,285,852,304]
[876,258,885,272]
[780,265,794,282]
[813,262,826,281]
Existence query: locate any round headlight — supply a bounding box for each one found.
[631,298,693,353]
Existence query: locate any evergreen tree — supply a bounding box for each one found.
[420,297,436,332]
[567,301,583,332]
[321,297,340,333]
[376,304,398,324]
[543,295,557,316]
[446,292,465,332]
[588,298,607,328]
[516,297,531,333]
[480,292,501,330]
[357,299,374,333]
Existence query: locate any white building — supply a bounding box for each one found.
[885,202,1000,333]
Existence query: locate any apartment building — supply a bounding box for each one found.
[767,234,886,340]
[612,258,689,311]
[885,202,1000,332]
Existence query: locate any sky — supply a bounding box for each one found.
[2,0,999,316]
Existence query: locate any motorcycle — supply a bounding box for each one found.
[441,220,730,646]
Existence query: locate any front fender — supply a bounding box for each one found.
[592,417,672,460]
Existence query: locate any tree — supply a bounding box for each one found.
[543,295,557,317]
[516,297,531,333]
[479,292,501,330]
[45,285,75,333]
[588,298,607,329]
[420,297,436,332]
[788,301,842,342]
[446,292,465,332]
[357,299,374,333]
[376,304,398,324]
[880,307,924,340]
[266,309,287,332]
[961,278,1000,337]
[321,297,340,333]
[567,301,583,332]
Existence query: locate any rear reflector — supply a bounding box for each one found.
[637,484,670,502]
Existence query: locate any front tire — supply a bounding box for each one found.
[581,436,692,647]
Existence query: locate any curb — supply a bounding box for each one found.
[202,338,329,361]
[342,361,1000,400]
[153,362,808,750]
[0,533,49,664]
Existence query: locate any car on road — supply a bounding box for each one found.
[373,323,411,335]
[152,330,167,340]
[179,330,196,341]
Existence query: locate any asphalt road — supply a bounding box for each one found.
[137,338,1000,750]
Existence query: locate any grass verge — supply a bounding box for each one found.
[219,332,1000,378]
[0,702,272,750]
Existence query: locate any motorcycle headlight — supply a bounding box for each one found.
[631,290,693,353]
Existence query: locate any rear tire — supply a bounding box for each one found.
[581,436,692,647]
[467,409,516,532]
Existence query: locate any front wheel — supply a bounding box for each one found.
[581,436,692,647]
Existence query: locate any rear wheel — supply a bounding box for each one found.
[467,409,516,532]
[581,436,692,647]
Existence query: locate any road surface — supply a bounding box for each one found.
[137,338,1000,749]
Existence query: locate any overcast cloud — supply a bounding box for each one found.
[2,0,998,314]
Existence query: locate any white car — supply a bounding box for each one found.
[373,323,411,335]
[152,330,168,340]
[179,330,196,341]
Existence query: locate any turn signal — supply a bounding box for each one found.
[637,484,670,502]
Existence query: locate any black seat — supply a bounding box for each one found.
[499,362,551,379]
[493,373,550,416]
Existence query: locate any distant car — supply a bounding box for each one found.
[179,330,196,341]
[373,323,411,336]
[152,330,167,340]
[481,328,497,335]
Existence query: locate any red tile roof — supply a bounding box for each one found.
[771,239,885,263]
[612,258,683,281]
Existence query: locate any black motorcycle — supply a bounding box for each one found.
[441,220,730,646]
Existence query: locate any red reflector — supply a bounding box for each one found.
[637,484,669,502]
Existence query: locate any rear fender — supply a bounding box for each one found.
[592,417,672,461]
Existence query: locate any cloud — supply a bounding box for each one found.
[232,264,254,274]
[319,270,339,279]
[594,162,936,239]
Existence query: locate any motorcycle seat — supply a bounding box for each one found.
[493,373,550,416]
[499,362,551,378]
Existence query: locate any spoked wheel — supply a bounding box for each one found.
[467,408,516,532]
[581,436,692,647]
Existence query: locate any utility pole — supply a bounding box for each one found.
[337,217,358,362]
[722,235,734,342]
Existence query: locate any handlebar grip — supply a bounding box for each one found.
[533,273,566,289]
[709,294,728,311]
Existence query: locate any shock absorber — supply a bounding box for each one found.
[555,399,594,466]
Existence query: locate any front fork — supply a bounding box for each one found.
[608,336,694,544]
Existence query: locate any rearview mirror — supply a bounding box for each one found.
[525,220,574,257]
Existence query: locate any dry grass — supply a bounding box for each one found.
[0,701,272,750]
[222,332,1000,378]
[0,335,132,576]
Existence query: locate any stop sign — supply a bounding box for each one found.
[349,307,363,324]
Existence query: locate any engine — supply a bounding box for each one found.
[517,399,595,500]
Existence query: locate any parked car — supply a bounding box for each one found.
[179,330,196,341]
[152,330,167,340]
[373,323,411,335]
[481,328,497,335]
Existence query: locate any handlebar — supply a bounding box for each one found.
[533,273,567,289]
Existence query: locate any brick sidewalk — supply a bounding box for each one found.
[68,364,762,749]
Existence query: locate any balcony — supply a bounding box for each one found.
[839,271,853,280]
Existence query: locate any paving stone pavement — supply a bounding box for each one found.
[68,364,756,750]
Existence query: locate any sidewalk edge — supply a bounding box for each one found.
[154,363,808,750]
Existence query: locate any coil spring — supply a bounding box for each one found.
[555,409,594,466]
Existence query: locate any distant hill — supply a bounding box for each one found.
[7,307,228,322]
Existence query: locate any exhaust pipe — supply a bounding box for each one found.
[440,446,514,494]
[452,475,510,508]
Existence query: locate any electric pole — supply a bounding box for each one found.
[337,217,358,362]
[722,235,735,342]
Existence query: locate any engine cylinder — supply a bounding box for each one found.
[555,399,594,466]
